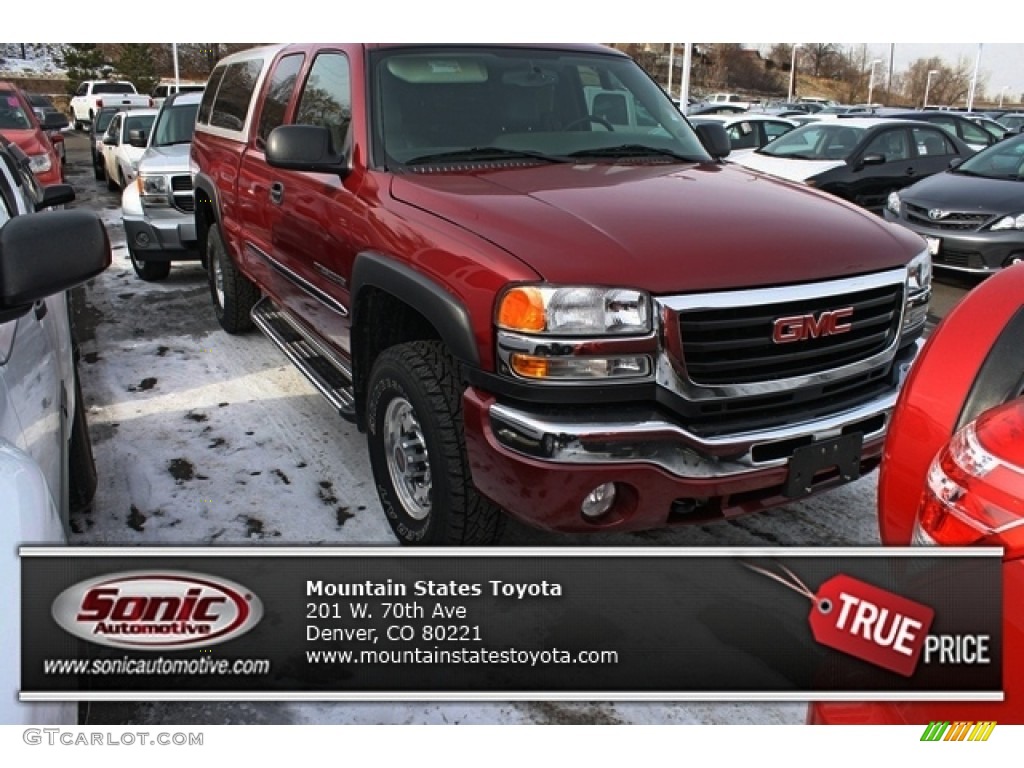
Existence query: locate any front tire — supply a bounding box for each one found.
[367,340,504,545]
[128,246,171,281]
[206,223,258,333]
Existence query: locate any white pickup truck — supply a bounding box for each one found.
[69,80,152,129]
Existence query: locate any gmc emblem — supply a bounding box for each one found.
[772,308,854,344]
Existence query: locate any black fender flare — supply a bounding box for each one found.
[351,251,480,368]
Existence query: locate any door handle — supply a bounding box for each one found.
[270,181,284,205]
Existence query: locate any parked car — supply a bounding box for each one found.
[0,136,111,724]
[191,43,930,545]
[887,110,1000,152]
[23,92,68,165]
[995,113,1024,134]
[688,114,796,151]
[687,102,748,116]
[122,90,203,280]
[731,117,973,214]
[808,260,1024,726]
[90,105,135,180]
[0,82,64,187]
[151,81,205,109]
[100,108,158,191]
[884,132,1024,274]
[961,113,1013,141]
[68,80,151,129]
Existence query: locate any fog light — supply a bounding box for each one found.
[135,232,151,247]
[581,482,616,518]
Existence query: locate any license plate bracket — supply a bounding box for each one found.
[784,433,863,498]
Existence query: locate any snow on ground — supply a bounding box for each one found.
[65,133,872,725]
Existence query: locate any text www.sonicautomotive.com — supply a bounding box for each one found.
[43,657,271,676]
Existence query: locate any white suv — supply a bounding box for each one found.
[0,136,110,724]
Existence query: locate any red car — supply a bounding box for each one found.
[0,82,63,187]
[809,263,1024,724]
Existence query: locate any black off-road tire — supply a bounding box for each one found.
[366,340,505,546]
[92,158,104,181]
[68,368,98,518]
[207,223,259,333]
[128,245,171,281]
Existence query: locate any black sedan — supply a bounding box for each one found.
[731,118,973,214]
[886,111,1000,151]
[884,132,1024,274]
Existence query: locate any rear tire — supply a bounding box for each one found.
[128,246,171,281]
[68,368,97,518]
[367,340,505,545]
[105,163,117,192]
[207,223,258,333]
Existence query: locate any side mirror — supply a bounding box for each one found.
[0,210,110,323]
[859,153,887,167]
[266,124,349,175]
[35,184,76,211]
[128,129,147,148]
[41,112,69,131]
[950,157,965,169]
[103,135,117,146]
[693,122,731,160]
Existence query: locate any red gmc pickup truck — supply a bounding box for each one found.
[191,43,932,545]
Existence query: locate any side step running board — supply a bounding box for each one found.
[251,298,356,422]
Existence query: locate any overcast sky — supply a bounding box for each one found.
[864,43,1024,103]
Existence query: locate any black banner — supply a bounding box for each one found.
[20,548,1002,699]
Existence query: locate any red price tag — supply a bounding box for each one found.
[810,574,934,677]
[745,564,934,677]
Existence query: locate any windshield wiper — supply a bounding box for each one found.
[764,152,819,160]
[567,144,702,163]
[403,147,571,165]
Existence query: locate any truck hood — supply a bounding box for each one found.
[137,143,191,174]
[389,162,921,293]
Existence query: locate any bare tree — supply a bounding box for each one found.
[898,57,978,108]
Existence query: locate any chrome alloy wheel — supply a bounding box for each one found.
[212,245,225,308]
[384,397,432,520]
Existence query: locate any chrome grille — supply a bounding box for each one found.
[905,202,989,231]
[171,175,192,192]
[678,284,904,386]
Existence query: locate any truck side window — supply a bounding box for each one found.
[197,64,227,126]
[210,59,262,132]
[256,53,305,149]
[294,52,352,153]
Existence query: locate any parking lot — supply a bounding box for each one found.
[60,128,974,724]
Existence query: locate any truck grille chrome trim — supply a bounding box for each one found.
[658,269,907,399]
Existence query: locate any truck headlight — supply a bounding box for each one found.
[137,174,169,205]
[906,249,932,293]
[497,285,651,336]
[28,152,52,173]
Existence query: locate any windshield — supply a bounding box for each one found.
[955,134,1024,180]
[0,91,32,129]
[151,102,200,146]
[369,46,709,167]
[758,122,866,160]
[94,83,136,94]
[95,109,118,133]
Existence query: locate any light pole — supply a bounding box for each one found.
[788,44,801,102]
[967,43,983,112]
[923,69,939,109]
[1000,85,1010,108]
[866,59,882,105]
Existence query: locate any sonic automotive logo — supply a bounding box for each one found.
[52,571,263,650]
